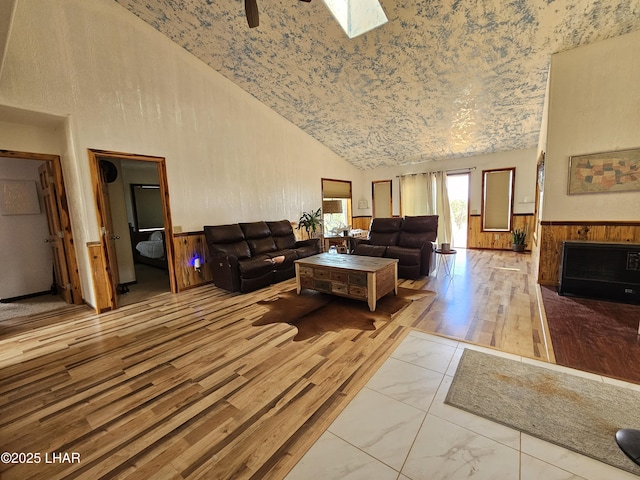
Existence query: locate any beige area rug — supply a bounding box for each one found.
[0,295,68,322]
[445,349,640,475]
[254,287,435,341]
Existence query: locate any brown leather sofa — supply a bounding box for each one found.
[352,215,438,278]
[204,220,320,293]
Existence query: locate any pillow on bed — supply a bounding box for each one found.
[149,231,163,241]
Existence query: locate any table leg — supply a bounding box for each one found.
[393,263,398,295]
[295,264,301,294]
[367,272,376,311]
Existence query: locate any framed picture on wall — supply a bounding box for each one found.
[568,148,640,195]
[0,180,41,215]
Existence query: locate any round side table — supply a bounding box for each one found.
[435,248,457,277]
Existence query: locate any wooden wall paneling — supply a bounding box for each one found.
[173,232,214,291]
[86,241,112,313]
[537,222,640,286]
[468,214,535,250]
[352,216,372,231]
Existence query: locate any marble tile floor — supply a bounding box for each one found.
[286,331,640,480]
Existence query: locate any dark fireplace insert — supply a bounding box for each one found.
[559,241,640,304]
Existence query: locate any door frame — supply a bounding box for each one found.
[0,149,83,304]
[446,172,471,249]
[88,149,176,311]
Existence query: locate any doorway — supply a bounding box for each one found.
[0,150,82,319]
[88,150,175,312]
[447,173,470,249]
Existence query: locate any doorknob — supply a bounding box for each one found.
[110,235,120,240]
[44,238,52,243]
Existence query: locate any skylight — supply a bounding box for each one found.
[322,0,388,39]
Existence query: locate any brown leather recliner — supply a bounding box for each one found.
[204,220,320,293]
[352,215,438,278]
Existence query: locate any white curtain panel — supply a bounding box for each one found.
[400,175,429,216]
[400,172,453,245]
[434,171,453,245]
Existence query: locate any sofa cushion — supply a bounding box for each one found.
[294,244,319,259]
[369,231,399,246]
[248,236,278,255]
[213,241,252,260]
[399,215,438,244]
[267,220,297,250]
[398,231,432,249]
[240,221,272,239]
[239,221,277,255]
[368,217,402,246]
[267,249,297,270]
[398,264,421,279]
[386,246,421,265]
[267,220,293,236]
[353,244,387,257]
[204,223,245,244]
[370,217,403,233]
[238,255,274,279]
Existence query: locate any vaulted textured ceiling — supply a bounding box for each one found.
[115,0,640,169]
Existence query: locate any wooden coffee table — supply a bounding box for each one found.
[295,253,398,311]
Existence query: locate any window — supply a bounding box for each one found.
[130,184,164,231]
[481,168,515,232]
[322,179,352,235]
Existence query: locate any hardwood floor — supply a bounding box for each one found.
[118,264,171,308]
[541,285,640,383]
[398,249,553,361]
[0,249,551,479]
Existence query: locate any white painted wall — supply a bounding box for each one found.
[358,148,538,218]
[0,117,64,154]
[543,29,640,222]
[0,0,359,307]
[0,157,54,299]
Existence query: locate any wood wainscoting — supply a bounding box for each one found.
[468,214,535,250]
[537,221,640,286]
[352,216,372,231]
[172,231,214,291]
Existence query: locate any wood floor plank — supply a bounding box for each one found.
[0,250,554,479]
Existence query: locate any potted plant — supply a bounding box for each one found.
[297,208,322,239]
[512,228,526,252]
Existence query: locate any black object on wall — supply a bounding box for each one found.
[99,160,118,183]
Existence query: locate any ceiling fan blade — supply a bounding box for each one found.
[245,0,259,28]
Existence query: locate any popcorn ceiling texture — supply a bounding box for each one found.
[116,0,640,169]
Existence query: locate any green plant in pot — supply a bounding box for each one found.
[297,208,322,239]
[512,228,526,252]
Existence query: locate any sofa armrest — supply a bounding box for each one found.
[211,252,241,292]
[295,238,321,252]
[351,237,371,248]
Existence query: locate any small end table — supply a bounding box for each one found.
[435,248,457,277]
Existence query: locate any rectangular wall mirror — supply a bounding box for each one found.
[481,168,515,232]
